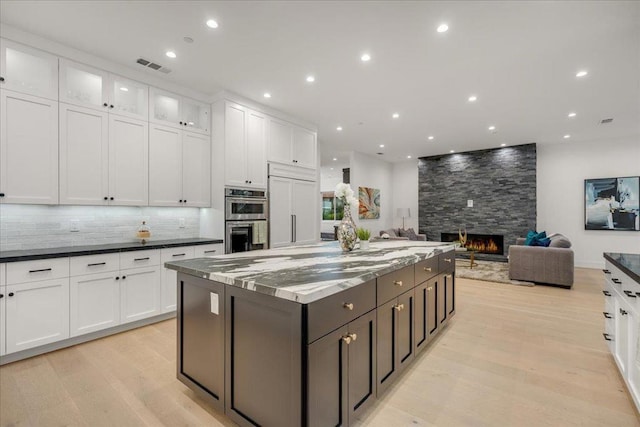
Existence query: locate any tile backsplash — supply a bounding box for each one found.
[0,205,201,251]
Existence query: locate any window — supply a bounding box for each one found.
[321,192,344,221]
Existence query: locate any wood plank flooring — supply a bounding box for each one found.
[1,268,638,426]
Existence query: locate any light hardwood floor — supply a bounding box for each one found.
[1,268,638,426]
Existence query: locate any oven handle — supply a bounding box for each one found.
[226,197,267,204]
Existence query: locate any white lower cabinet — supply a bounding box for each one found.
[120,266,161,323]
[5,278,70,354]
[161,246,195,313]
[70,272,120,337]
[0,263,5,355]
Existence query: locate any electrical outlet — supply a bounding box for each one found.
[467,200,473,208]
[70,219,80,232]
[179,218,186,228]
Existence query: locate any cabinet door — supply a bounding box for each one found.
[70,272,120,337]
[149,87,181,129]
[292,179,317,245]
[307,326,348,427]
[182,131,210,207]
[161,247,195,313]
[627,310,640,406]
[5,278,70,354]
[267,117,292,165]
[108,74,148,120]
[182,97,210,134]
[292,126,317,169]
[615,298,630,376]
[149,124,182,206]
[414,281,428,353]
[269,176,293,248]
[59,103,109,205]
[0,38,58,100]
[347,310,377,423]
[0,90,58,204]
[179,274,225,412]
[224,102,248,187]
[246,110,267,189]
[428,279,439,338]
[445,272,455,317]
[376,298,397,394]
[437,273,447,326]
[108,115,148,206]
[120,266,161,323]
[0,287,5,356]
[59,59,109,111]
[397,290,414,371]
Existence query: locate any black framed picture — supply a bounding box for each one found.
[585,176,640,231]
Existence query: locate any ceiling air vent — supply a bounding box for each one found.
[136,57,172,74]
[600,118,614,124]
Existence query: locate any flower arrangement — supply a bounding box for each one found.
[335,182,358,207]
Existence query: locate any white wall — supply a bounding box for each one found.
[392,161,419,231]
[349,152,393,237]
[537,137,640,268]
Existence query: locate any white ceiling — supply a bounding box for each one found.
[1,1,639,165]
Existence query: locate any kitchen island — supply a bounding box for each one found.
[166,240,455,427]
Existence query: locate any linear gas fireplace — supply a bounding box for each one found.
[441,233,504,255]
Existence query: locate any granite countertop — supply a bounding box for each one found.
[0,238,224,263]
[604,252,640,284]
[165,240,454,304]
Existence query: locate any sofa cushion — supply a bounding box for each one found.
[548,233,572,248]
[400,228,419,241]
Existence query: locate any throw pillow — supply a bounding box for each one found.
[397,229,408,238]
[549,233,572,248]
[525,230,549,246]
[404,228,419,241]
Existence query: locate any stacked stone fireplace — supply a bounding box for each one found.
[440,233,504,256]
[418,144,537,262]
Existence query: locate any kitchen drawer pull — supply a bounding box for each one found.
[88,262,106,267]
[423,267,432,272]
[343,302,354,310]
[172,253,186,257]
[603,312,612,319]
[427,286,433,291]
[28,268,52,273]
[603,269,611,274]
[394,304,405,311]
[347,333,357,342]
[134,257,150,261]
[620,308,628,316]
[602,290,611,296]
[603,333,612,341]
[612,278,622,284]
[8,292,14,297]
[393,280,403,286]
[444,258,452,263]
[342,335,352,345]
[203,250,217,254]
[623,290,636,298]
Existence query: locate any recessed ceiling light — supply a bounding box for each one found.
[392,113,400,119]
[563,134,571,139]
[428,136,434,140]
[330,167,334,170]
[437,24,449,33]
[336,126,343,131]
[500,143,506,147]
[165,51,177,58]
[568,112,577,118]
[361,53,371,62]
[206,19,219,29]
[576,70,588,78]
[306,75,315,83]
[263,92,271,98]
[333,157,337,161]
[119,87,129,92]
[379,144,385,148]
[407,155,412,159]
[488,126,496,131]
[468,95,477,102]
[450,150,455,153]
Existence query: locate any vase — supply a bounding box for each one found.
[337,205,357,252]
[360,240,370,250]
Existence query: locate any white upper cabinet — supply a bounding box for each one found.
[0,38,58,100]
[149,88,210,135]
[60,59,149,120]
[181,131,211,207]
[0,90,59,204]
[108,115,149,206]
[224,102,267,189]
[267,117,317,169]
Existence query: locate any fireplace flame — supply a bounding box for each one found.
[465,239,500,254]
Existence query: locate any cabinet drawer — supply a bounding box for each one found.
[415,256,439,284]
[161,247,196,264]
[7,258,69,284]
[439,252,455,273]
[194,244,223,257]
[377,265,415,306]
[120,250,160,270]
[307,279,375,344]
[70,253,119,276]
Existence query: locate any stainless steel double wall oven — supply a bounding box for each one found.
[224,188,268,253]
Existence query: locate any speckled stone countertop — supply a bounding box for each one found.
[0,238,223,263]
[165,240,454,304]
[604,252,640,284]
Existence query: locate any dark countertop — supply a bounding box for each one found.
[0,238,224,263]
[604,252,640,284]
[166,240,454,304]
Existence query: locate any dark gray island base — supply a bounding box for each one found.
[166,241,456,426]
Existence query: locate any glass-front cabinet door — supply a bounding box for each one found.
[0,38,58,100]
[182,98,210,134]
[59,59,109,111]
[149,88,181,128]
[109,75,148,120]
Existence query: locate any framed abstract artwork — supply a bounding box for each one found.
[358,187,380,219]
[584,176,639,231]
